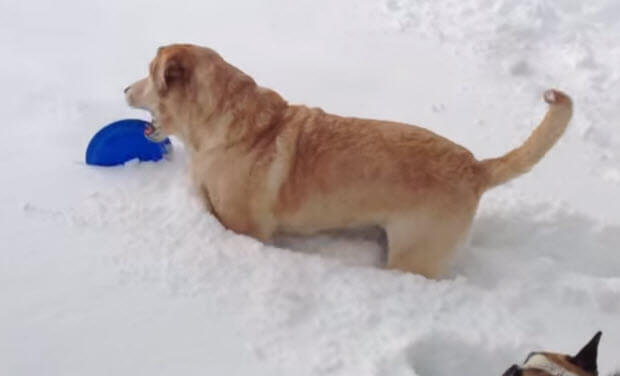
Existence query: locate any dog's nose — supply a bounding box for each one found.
[124,86,131,94]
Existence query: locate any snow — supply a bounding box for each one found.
[1,0,619,375]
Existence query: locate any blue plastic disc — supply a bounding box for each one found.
[86,119,171,166]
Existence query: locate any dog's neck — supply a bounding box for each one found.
[186,86,287,153]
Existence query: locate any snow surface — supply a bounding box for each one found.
[1,0,619,375]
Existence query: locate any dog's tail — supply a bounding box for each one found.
[479,89,573,190]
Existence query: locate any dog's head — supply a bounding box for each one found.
[125,44,264,145]
[503,332,602,376]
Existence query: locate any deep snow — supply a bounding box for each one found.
[1,0,619,375]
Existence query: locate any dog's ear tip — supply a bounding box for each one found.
[570,331,602,373]
[594,331,603,339]
[588,331,603,348]
[585,331,602,347]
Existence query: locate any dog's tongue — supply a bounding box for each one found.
[144,123,155,136]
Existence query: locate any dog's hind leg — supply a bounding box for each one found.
[385,211,473,278]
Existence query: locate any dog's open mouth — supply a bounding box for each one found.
[144,116,167,142]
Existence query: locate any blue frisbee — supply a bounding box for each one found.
[86,119,171,166]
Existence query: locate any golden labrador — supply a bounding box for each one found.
[125,44,573,278]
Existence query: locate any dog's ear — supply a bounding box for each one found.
[569,331,602,374]
[502,365,522,376]
[154,47,193,94]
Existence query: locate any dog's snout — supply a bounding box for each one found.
[124,85,131,94]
